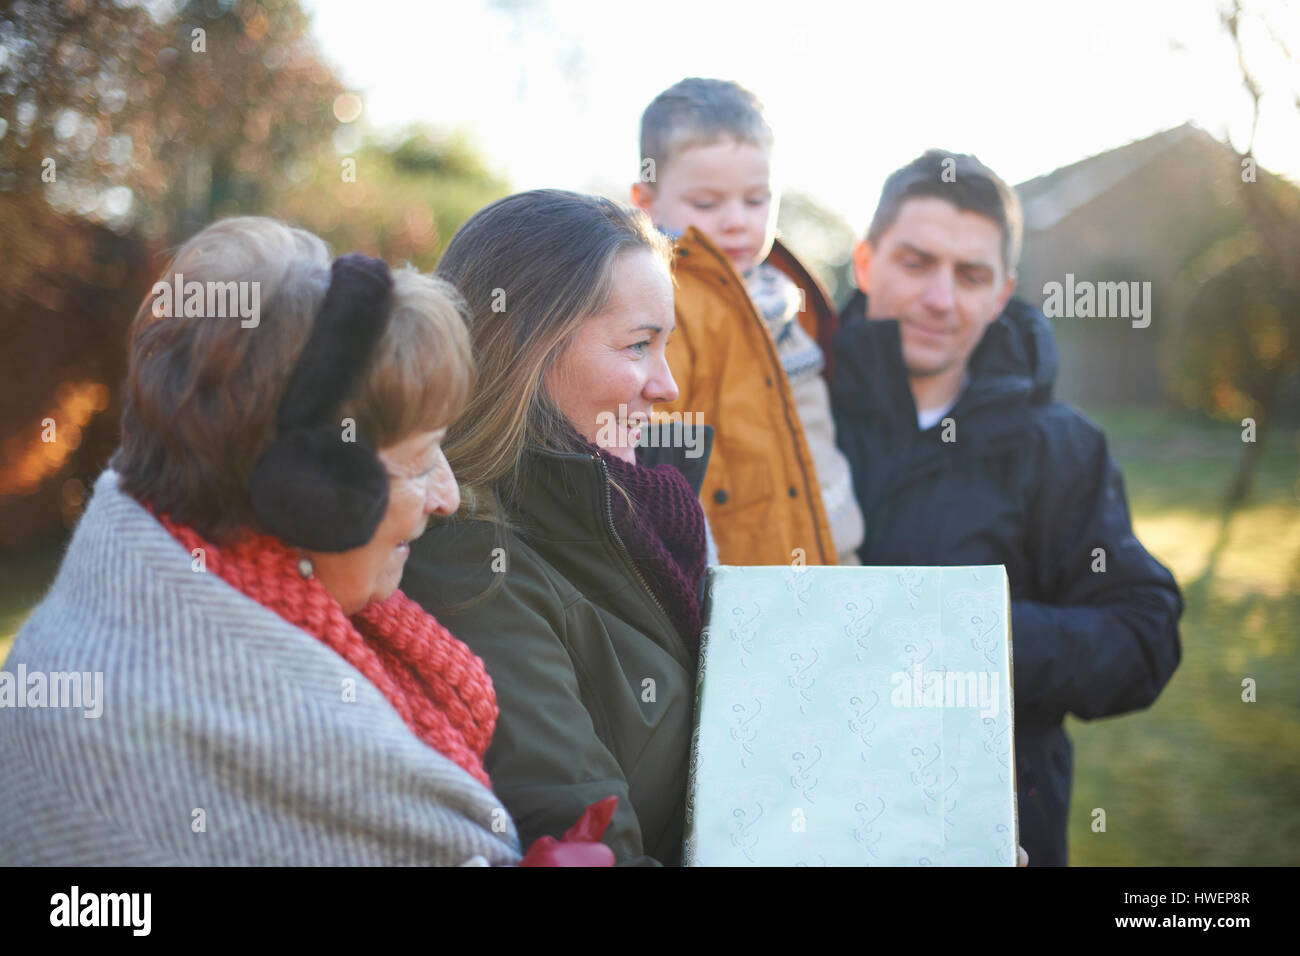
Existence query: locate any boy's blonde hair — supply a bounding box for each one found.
[639,78,773,186]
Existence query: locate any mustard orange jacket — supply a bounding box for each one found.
[654,226,840,566]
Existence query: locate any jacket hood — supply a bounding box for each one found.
[833,291,1059,420]
[976,295,1058,404]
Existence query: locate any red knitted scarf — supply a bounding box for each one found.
[157,513,497,788]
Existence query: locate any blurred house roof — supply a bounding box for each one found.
[1016,123,1232,231]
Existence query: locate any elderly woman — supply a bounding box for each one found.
[0,217,612,866]
[402,190,714,866]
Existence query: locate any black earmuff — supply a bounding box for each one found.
[247,253,394,552]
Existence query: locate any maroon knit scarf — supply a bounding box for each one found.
[565,425,707,656]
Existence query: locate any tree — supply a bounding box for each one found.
[1,1,515,551]
[0,0,342,251]
[1171,0,1300,508]
[776,189,857,307]
[0,0,343,548]
[270,126,510,270]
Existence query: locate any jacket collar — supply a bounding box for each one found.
[673,226,841,376]
[513,423,713,542]
[832,291,1058,432]
[672,226,832,306]
[636,421,713,493]
[672,225,750,284]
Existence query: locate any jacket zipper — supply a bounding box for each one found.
[593,454,672,628]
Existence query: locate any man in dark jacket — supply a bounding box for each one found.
[830,149,1183,866]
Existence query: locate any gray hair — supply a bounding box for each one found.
[639,78,774,184]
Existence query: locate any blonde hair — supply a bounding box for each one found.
[639,77,774,187]
[113,215,473,541]
[435,189,671,525]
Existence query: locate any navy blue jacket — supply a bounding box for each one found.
[830,291,1183,866]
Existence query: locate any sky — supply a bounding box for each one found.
[302,0,1300,233]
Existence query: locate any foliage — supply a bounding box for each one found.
[0,0,341,253]
[1163,0,1300,505]
[269,126,509,270]
[776,189,856,305]
[0,1,509,547]
[1172,199,1300,424]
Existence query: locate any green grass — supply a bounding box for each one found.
[3,407,1298,865]
[1066,407,1300,865]
[0,533,65,667]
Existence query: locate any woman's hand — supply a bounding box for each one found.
[1018,845,1029,867]
[519,796,619,867]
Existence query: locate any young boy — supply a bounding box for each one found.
[631,78,863,566]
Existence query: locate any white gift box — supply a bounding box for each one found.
[684,565,1018,866]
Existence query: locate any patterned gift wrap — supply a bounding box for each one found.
[683,565,1018,866]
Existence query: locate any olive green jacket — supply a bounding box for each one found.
[402,424,713,866]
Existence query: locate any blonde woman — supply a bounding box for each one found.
[404,190,714,866]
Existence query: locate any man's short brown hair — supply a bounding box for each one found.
[867,149,1023,273]
[112,216,472,542]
